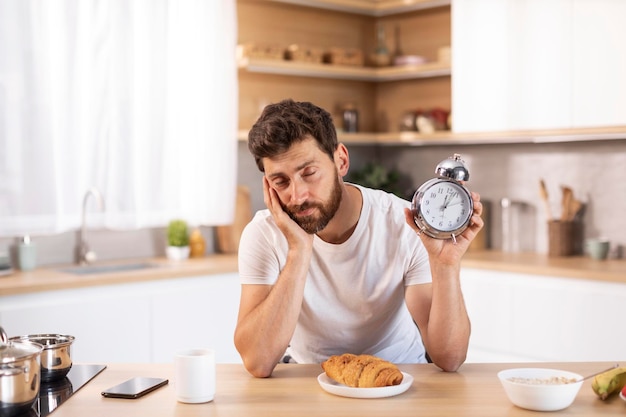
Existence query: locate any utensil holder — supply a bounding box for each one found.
[548,220,583,257]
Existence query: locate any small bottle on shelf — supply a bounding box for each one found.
[371,25,390,67]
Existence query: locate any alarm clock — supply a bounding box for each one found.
[411,153,473,242]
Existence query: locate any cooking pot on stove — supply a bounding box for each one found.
[9,334,75,382]
[0,326,44,417]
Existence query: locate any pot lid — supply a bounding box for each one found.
[0,326,43,362]
[1,342,43,362]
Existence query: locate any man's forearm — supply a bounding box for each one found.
[235,249,311,377]
[427,264,471,372]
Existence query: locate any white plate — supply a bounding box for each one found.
[317,372,413,399]
[620,391,626,402]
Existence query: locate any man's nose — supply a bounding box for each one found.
[289,179,309,205]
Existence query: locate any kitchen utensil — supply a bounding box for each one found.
[568,198,583,221]
[411,154,473,242]
[560,186,574,221]
[576,364,619,383]
[539,179,553,220]
[0,326,44,417]
[10,334,75,382]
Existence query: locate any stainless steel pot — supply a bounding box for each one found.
[9,334,75,382]
[0,326,44,417]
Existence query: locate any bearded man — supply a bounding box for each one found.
[234,99,483,378]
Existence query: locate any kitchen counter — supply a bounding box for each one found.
[0,255,238,296]
[51,362,625,417]
[0,251,624,296]
[462,251,626,284]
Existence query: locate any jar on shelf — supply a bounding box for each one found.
[342,104,359,133]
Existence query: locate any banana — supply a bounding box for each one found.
[591,366,626,400]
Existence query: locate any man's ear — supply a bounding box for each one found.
[334,143,350,176]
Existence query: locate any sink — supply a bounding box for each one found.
[59,262,158,275]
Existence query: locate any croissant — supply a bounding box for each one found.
[321,353,403,388]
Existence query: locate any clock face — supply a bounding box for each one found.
[412,179,473,239]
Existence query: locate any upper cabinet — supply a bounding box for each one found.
[452,0,626,133]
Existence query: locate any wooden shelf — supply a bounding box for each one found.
[238,57,451,82]
[266,0,451,16]
[238,126,626,146]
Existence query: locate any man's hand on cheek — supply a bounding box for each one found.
[263,177,313,249]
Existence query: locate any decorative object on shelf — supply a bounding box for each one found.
[393,24,403,58]
[166,219,190,261]
[399,108,451,132]
[342,103,359,133]
[411,154,473,242]
[416,114,435,134]
[391,24,426,67]
[400,111,417,132]
[284,44,324,63]
[322,47,364,67]
[393,55,426,66]
[348,162,405,198]
[438,46,451,64]
[189,228,206,258]
[370,24,391,67]
[237,42,285,61]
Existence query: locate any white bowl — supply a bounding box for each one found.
[497,368,583,411]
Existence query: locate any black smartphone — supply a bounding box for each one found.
[101,377,169,399]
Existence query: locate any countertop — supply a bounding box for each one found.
[1,251,624,297]
[462,251,626,284]
[0,255,238,296]
[51,362,626,417]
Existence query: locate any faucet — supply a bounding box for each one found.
[76,187,105,265]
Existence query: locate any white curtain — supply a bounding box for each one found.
[0,0,238,237]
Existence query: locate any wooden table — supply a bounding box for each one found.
[52,362,625,416]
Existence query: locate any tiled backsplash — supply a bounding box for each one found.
[240,139,626,257]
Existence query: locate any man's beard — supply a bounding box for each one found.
[282,175,343,234]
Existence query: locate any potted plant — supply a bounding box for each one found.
[166,219,190,260]
[348,162,408,198]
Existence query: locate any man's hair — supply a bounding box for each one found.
[247,99,338,172]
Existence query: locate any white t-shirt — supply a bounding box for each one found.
[238,184,432,364]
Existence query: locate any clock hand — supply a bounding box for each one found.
[440,194,451,211]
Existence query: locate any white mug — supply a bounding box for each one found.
[174,348,215,403]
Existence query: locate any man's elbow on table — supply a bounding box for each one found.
[431,350,467,373]
[234,335,277,378]
[241,356,276,378]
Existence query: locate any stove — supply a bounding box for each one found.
[22,364,107,417]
